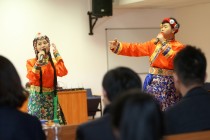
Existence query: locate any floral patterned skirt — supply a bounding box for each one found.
[28,90,66,125]
[143,74,181,111]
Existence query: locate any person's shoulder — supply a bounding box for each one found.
[0,107,45,139]
[76,114,115,140]
[164,105,176,116]
[184,87,210,99]
[164,100,184,118]
[27,58,36,61]
[14,108,41,123]
[171,40,184,47]
[165,88,210,116]
[78,114,111,130]
[27,58,36,64]
[77,114,112,136]
[177,41,184,46]
[0,107,42,128]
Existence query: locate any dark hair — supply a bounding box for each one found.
[0,56,27,108]
[111,89,163,140]
[102,67,142,102]
[174,45,206,86]
[33,35,57,95]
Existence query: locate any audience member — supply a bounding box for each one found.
[0,55,46,140]
[76,67,142,140]
[111,89,163,140]
[164,45,210,135]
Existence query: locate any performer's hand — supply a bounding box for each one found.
[36,50,46,65]
[109,39,119,51]
[156,33,165,44]
[51,43,57,53]
[38,50,45,60]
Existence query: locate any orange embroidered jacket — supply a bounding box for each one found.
[26,53,68,88]
[113,38,184,70]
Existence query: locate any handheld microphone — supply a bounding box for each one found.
[39,49,46,63]
[154,38,159,45]
[154,33,164,45]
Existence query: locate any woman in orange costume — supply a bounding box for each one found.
[109,18,184,111]
[26,33,68,124]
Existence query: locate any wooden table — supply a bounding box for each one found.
[164,130,210,140]
[44,124,78,140]
[44,125,210,140]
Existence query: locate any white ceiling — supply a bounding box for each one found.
[113,0,210,9]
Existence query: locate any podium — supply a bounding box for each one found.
[19,89,88,125]
[57,89,88,125]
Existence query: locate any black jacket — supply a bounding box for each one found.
[0,106,46,140]
[76,105,115,140]
[164,87,210,135]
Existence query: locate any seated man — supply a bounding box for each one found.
[164,45,210,135]
[76,67,142,140]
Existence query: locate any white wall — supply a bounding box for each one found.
[0,0,173,95]
[174,3,210,81]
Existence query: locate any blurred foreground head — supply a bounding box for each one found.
[102,67,142,104]
[0,55,26,108]
[111,89,163,140]
[173,45,207,89]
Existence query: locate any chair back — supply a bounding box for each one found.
[85,88,92,97]
[85,88,103,119]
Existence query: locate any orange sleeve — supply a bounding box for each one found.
[53,51,68,77]
[54,59,68,77]
[111,39,184,70]
[114,39,156,57]
[26,59,40,84]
